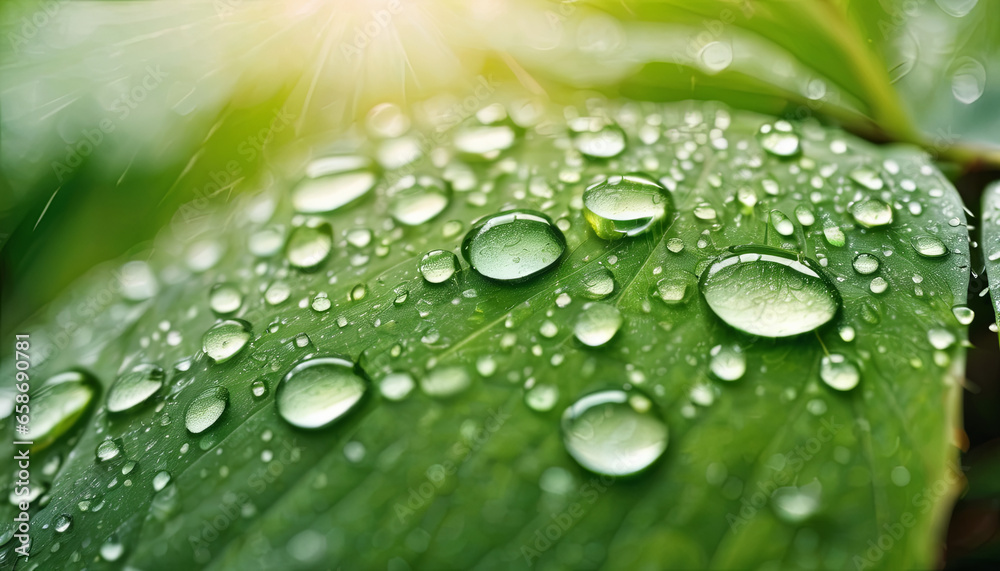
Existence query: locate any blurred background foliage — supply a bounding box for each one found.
[1,0,999,566]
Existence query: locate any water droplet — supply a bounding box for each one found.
[794,205,815,226]
[770,210,795,236]
[251,378,269,399]
[772,480,822,523]
[561,388,668,476]
[571,121,627,159]
[265,281,291,305]
[525,383,559,412]
[292,159,376,213]
[582,174,670,239]
[350,283,367,300]
[935,0,979,17]
[25,371,99,449]
[869,276,888,294]
[249,227,284,257]
[209,283,243,315]
[276,356,369,429]
[379,372,415,401]
[389,176,451,226]
[100,537,124,562]
[951,56,986,104]
[107,363,165,413]
[820,354,860,391]
[54,514,72,533]
[911,235,948,258]
[418,250,460,283]
[581,267,615,299]
[454,124,516,160]
[461,210,566,282]
[953,305,974,326]
[152,470,172,492]
[574,302,623,347]
[849,169,884,191]
[286,222,333,271]
[184,386,229,434]
[420,366,471,398]
[850,199,893,228]
[758,124,800,157]
[666,237,685,253]
[202,319,252,363]
[655,276,690,304]
[709,344,746,381]
[700,247,840,337]
[823,221,846,247]
[852,253,880,275]
[311,295,332,312]
[927,328,956,350]
[96,439,122,462]
[698,41,733,73]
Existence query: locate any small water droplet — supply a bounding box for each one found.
[561,388,668,476]
[573,302,623,347]
[292,158,376,213]
[927,328,956,350]
[152,470,172,492]
[758,124,800,157]
[389,176,451,226]
[208,283,243,315]
[418,250,460,283]
[823,221,846,247]
[525,383,559,412]
[286,222,333,271]
[910,235,948,258]
[107,363,165,413]
[850,199,893,228]
[582,174,670,239]
[849,168,884,191]
[571,120,627,159]
[54,514,72,533]
[852,253,880,275]
[709,344,746,381]
[772,480,822,523]
[580,267,615,299]
[379,372,415,401]
[184,386,229,434]
[202,319,252,363]
[276,356,369,429]
[770,210,795,236]
[96,439,122,462]
[869,276,888,294]
[952,305,975,326]
[820,354,860,391]
[420,366,471,398]
[951,56,986,104]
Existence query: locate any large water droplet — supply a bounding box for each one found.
[418,250,459,284]
[574,302,623,347]
[286,222,333,271]
[911,235,948,258]
[292,158,375,213]
[202,319,252,363]
[389,176,451,226]
[561,388,668,476]
[820,354,860,391]
[700,247,840,337]
[850,199,893,228]
[107,363,165,413]
[185,386,229,433]
[25,370,99,450]
[952,305,975,326]
[461,210,566,282]
[582,174,670,239]
[276,356,369,429]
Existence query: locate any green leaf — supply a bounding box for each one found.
[983,181,1000,340]
[1,100,969,569]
